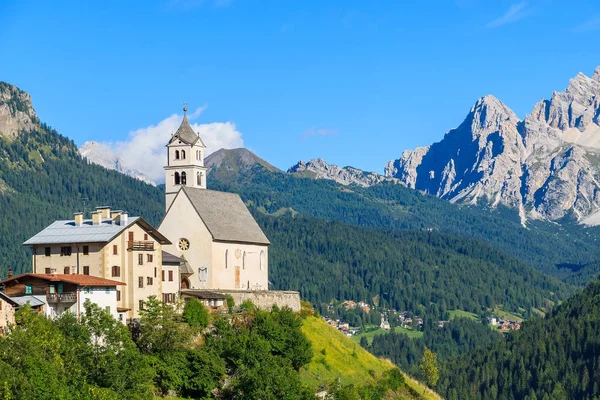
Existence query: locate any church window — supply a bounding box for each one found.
[181,150,186,159]
[225,250,229,269]
[178,238,190,251]
[197,172,202,186]
[243,252,246,270]
[260,250,265,271]
[181,172,187,185]
[175,172,180,185]
[199,267,208,282]
[175,150,180,159]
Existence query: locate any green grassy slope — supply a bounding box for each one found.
[300,316,441,400]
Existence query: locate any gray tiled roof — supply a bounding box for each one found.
[10,295,45,307]
[162,250,183,264]
[169,115,206,147]
[23,217,140,245]
[181,187,270,245]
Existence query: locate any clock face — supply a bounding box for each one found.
[178,238,190,251]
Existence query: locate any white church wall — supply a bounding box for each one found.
[159,191,214,290]
[211,242,268,290]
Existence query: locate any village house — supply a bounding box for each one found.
[23,208,170,319]
[0,274,125,322]
[0,292,18,333]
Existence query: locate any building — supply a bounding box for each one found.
[159,107,270,291]
[0,274,125,322]
[23,208,170,319]
[0,292,18,333]
[161,251,193,304]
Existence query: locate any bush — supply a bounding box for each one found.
[183,298,209,328]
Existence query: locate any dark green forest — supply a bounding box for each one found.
[366,318,501,377]
[259,214,572,318]
[436,276,600,400]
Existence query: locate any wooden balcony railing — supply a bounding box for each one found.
[46,292,77,303]
[128,241,154,251]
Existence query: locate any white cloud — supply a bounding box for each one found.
[301,128,338,140]
[101,107,244,183]
[486,2,528,28]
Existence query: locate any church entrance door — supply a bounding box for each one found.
[235,266,240,289]
[181,278,189,289]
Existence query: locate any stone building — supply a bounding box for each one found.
[23,208,170,319]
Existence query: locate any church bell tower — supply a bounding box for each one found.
[164,103,208,211]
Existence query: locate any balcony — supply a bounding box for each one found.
[128,241,154,251]
[46,292,77,303]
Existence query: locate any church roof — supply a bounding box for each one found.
[169,114,206,147]
[178,187,270,245]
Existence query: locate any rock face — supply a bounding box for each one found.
[0,82,37,139]
[288,158,400,187]
[79,141,156,186]
[385,67,600,224]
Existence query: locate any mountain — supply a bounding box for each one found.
[288,158,400,187]
[437,276,600,399]
[385,67,600,225]
[0,82,37,139]
[205,147,280,173]
[79,141,156,186]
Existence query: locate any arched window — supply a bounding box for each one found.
[175,150,180,159]
[174,172,180,185]
[196,150,199,160]
[181,172,187,185]
[197,172,202,186]
[225,250,229,269]
[243,252,246,270]
[181,150,186,159]
[198,150,201,160]
[260,250,265,271]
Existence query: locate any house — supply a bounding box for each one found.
[158,107,271,292]
[0,274,125,322]
[181,290,227,311]
[0,292,18,333]
[161,251,193,304]
[342,300,357,310]
[23,207,170,319]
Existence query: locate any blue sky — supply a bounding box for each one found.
[1,0,600,178]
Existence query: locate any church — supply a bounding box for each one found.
[158,106,270,292]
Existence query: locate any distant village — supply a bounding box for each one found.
[322,299,521,338]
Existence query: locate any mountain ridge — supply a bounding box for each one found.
[385,66,600,225]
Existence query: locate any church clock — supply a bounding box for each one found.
[178,238,190,251]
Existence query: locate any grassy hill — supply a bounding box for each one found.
[300,316,441,400]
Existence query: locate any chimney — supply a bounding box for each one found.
[110,210,123,221]
[119,212,128,226]
[74,212,84,226]
[95,206,111,219]
[91,211,102,226]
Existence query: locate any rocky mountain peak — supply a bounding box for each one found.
[386,66,600,224]
[79,141,156,186]
[288,158,400,187]
[0,82,37,139]
[461,95,519,136]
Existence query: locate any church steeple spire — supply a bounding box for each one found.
[164,103,208,211]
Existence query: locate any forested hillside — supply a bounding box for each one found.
[208,158,600,285]
[367,318,501,377]
[259,214,572,319]
[437,277,600,400]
